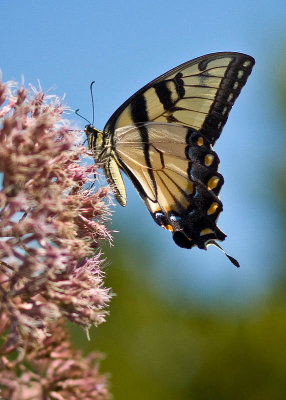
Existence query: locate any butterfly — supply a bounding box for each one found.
[83,52,255,267]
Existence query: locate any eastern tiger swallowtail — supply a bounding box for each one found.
[84,52,255,267]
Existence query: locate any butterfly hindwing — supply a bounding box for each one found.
[115,122,225,249]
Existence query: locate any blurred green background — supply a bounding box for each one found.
[1,0,286,398]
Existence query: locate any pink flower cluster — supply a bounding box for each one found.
[0,78,112,399]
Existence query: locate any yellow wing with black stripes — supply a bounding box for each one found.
[115,122,225,249]
[85,52,255,266]
[104,52,255,145]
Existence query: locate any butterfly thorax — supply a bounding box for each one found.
[85,125,109,162]
[85,124,127,206]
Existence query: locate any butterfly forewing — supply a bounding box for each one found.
[104,52,255,145]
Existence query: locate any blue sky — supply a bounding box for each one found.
[1,0,286,307]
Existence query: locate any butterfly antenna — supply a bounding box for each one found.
[75,109,91,124]
[90,81,95,125]
[208,240,240,268]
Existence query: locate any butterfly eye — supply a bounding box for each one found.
[84,124,95,136]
